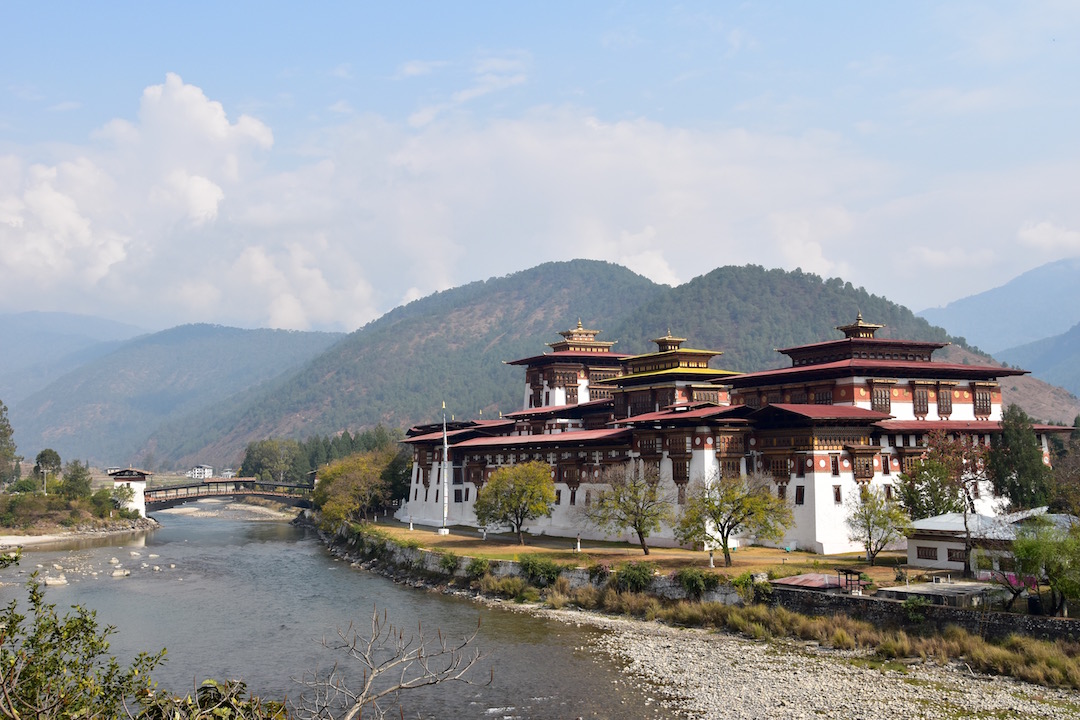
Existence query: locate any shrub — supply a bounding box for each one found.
[438,551,460,575]
[465,557,490,580]
[611,561,656,593]
[587,562,611,584]
[673,567,722,600]
[571,585,600,609]
[831,628,856,650]
[519,554,564,588]
[902,596,930,623]
[479,574,528,600]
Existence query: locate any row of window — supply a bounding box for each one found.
[915,546,966,563]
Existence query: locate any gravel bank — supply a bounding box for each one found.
[533,608,1080,719]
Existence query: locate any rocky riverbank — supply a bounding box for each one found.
[529,607,1080,719]
[314,521,1080,719]
[0,516,159,550]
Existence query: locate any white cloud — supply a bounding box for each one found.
[48,101,81,112]
[3,72,1080,331]
[1018,220,1080,252]
[396,60,447,78]
[408,53,529,127]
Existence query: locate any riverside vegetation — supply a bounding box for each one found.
[333,521,1080,693]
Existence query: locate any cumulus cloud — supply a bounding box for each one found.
[3,72,1080,331]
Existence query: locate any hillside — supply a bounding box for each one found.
[143,261,664,468]
[0,311,147,404]
[996,321,1080,398]
[11,324,344,467]
[918,257,1080,353]
[142,261,1080,469]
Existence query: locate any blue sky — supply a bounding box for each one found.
[2,2,1079,331]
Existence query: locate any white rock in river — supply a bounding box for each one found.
[148,554,159,559]
[44,575,68,586]
[52,563,64,570]
[129,551,141,557]
[109,557,120,565]
[152,566,161,572]
[111,569,130,578]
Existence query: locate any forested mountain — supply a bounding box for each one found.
[608,266,952,370]
[997,321,1080,397]
[10,324,343,468]
[0,311,146,404]
[143,261,664,469]
[918,257,1080,353]
[141,261,1080,470]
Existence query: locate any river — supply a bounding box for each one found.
[0,500,678,719]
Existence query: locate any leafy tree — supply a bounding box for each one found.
[903,429,987,576]
[1012,517,1080,616]
[675,471,791,566]
[60,459,93,500]
[111,482,136,510]
[314,449,398,529]
[33,449,62,484]
[580,462,675,555]
[898,458,966,520]
[0,400,21,485]
[844,485,910,566]
[989,403,1053,509]
[473,461,556,545]
[0,574,163,717]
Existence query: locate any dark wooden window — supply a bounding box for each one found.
[917,546,938,560]
[769,457,788,479]
[677,484,686,505]
[672,459,689,485]
[790,391,807,404]
[974,388,992,417]
[884,484,893,500]
[777,484,787,501]
[833,485,842,504]
[871,386,891,413]
[454,489,462,503]
[830,455,840,476]
[795,485,805,505]
[938,387,953,416]
[947,548,966,563]
[814,389,833,405]
[913,387,929,416]
[569,488,577,506]
[882,456,890,475]
[555,489,562,505]
[795,455,805,478]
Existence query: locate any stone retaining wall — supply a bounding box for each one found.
[770,586,1080,642]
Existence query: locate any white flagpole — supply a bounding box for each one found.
[440,401,450,535]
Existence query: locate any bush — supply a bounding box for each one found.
[571,585,600,609]
[672,567,721,600]
[478,574,528,600]
[465,557,490,580]
[518,554,564,588]
[438,551,460,575]
[902,596,930,623]
[611,561,656,593]
[587,561,611,584]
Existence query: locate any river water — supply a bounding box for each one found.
[0,500,678,719]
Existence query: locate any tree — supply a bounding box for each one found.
[844,485,910,566]
[0,574,163,717]
[989,403,1053,510]
[241,439,302,484]
[61,459,93,500]
[0,400,21,485]
[292,607,488,720]
[313,449,398,529]
[33,449,62,485]
[899,458,966,520]
[579,462,675,555]
[473,461,555,545]
[902,429,987,576]
[1012,517,1080,616]
[675,472,791,566]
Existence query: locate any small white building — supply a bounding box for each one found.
[109,468,150,517]
[186,464,214,480]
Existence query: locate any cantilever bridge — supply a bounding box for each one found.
[144,480,314,511]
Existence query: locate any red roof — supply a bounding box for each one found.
[725,358,1025,386]
[453,428,631,449]
[504,399,613,419]
[403,420,516,444]
[614,404,748,425]
[754,404,893,421]
[505,350,630,366]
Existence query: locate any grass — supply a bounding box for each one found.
[363,519,905,585]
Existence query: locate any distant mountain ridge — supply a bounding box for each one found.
[9,261,1077,472]
[997,320,1080,398]
[10,324,344,467]
[141,261,1080,470]
[0,311,148,404]
[918,257,1080,353]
